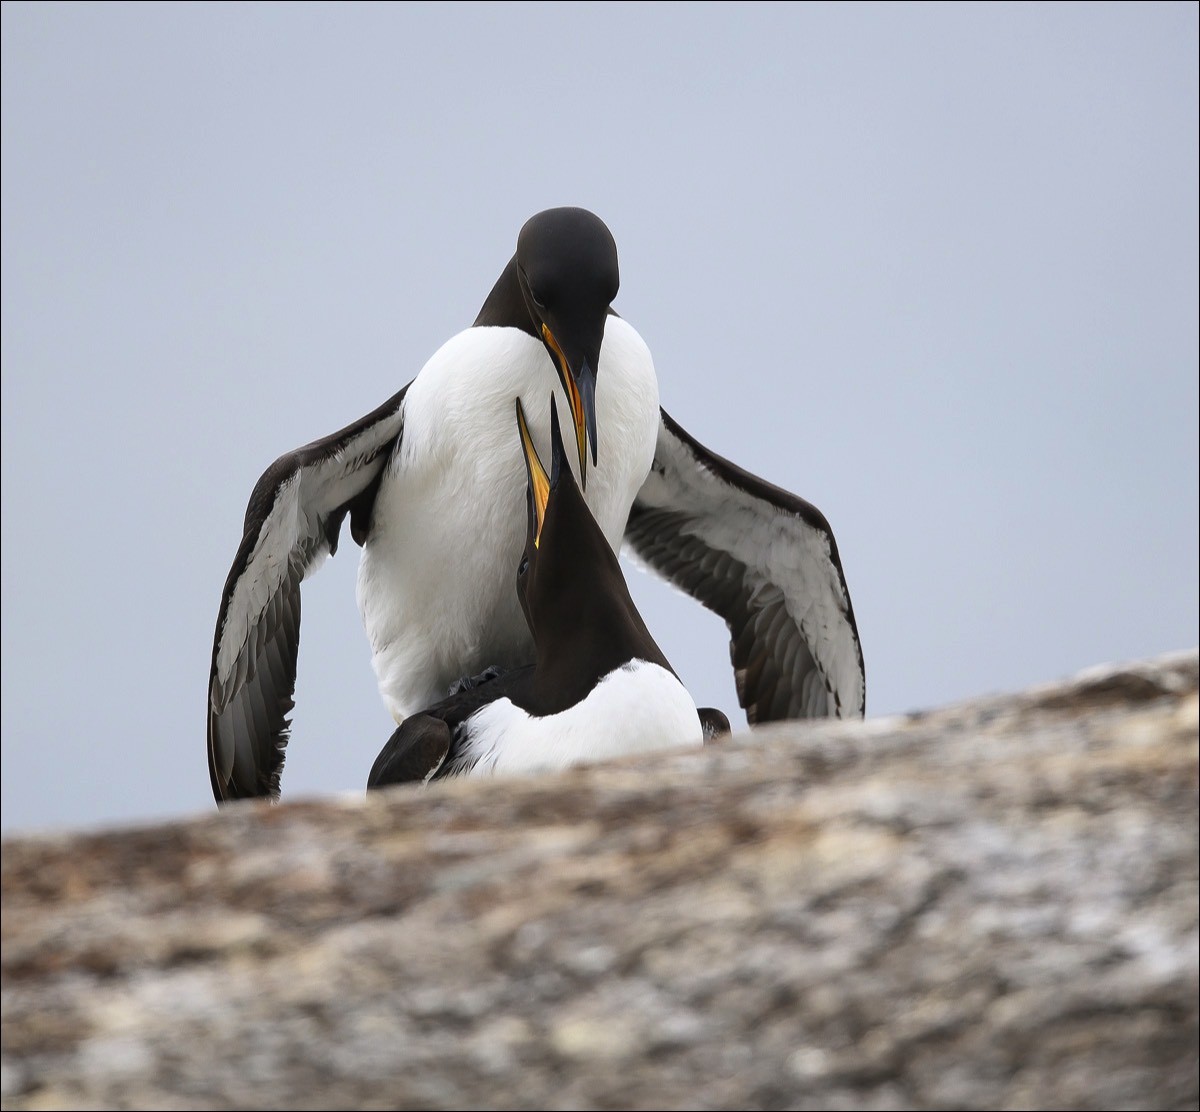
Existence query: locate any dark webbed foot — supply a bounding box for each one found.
[446,664,506,696]
[699,707,731,743]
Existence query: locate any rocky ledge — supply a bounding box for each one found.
[2,650,1197,1110]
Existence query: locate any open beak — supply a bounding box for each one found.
[540,323,598,490]
[516,398,551,548]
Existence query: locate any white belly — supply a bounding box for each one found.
[450,659,703,777]
[358,317,659,719]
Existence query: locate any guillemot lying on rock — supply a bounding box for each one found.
[368,398,723,787]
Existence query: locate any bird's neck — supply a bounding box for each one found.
[472,255,538,337]
[531,574,675,716]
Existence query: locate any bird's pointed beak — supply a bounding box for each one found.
[515,398,551,549]
[540,323,598,489]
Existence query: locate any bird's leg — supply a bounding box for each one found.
[446,664,507,696]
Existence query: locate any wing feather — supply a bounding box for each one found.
[625,407,865,724]
[207,386,409,803]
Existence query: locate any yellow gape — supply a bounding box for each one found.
[515,399,551,548]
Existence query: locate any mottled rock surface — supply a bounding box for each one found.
[3,651,1197,1110]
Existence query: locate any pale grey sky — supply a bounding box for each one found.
[2,2,1197,834]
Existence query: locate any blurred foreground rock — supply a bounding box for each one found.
[2,650,1198,1111]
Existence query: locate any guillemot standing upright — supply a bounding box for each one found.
[368,398,709,787]
[208,207,863,803]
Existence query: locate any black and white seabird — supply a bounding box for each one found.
[207,206,864,802]
[368,397,710,786]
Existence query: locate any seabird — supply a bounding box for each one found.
[207,206,864,803]
[368,398,716,786]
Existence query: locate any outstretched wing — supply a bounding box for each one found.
[624,408,865,724]
[207,386,409,803]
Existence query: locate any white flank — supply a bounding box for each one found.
[451,660,702,776]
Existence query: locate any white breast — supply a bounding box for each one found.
[450,660,703,777]
[358,317,659,719]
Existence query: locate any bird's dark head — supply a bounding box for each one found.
[515,207,619,490]
[514,395,617,646]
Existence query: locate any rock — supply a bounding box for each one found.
[2,650,1197,1110]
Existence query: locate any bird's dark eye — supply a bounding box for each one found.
[519,265,547,311]
[518,555,529,576]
